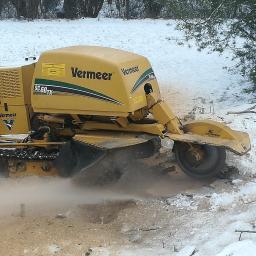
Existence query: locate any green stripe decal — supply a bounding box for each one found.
[131,68,155,93]
[34,79,122,105]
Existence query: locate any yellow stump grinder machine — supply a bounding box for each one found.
[0,46,251,181]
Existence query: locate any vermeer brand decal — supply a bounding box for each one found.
[0,113,17,118]
[71,67,113,81]
[121,66,139,76]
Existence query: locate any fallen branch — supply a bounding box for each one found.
[127,227,161,233]
[227,105,256,115]
[235,229,256,241]
[140,227,160,232]
[227,110,256,115]
[176,246,197,256]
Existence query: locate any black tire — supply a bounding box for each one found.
[53,141,105,178]
[53,142,77,177]
[174,142,226,179]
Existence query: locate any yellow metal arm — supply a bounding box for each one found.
[146,92,183,134]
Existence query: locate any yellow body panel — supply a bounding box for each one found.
[74,131,155,149]
[0,141,65,148]
[8,160,58,177]
[0,64,34,135]
[0,105,30,134]
[32,46,161,116]
[81,121,165,136]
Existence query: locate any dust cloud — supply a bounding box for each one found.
[0,135,207,217]
[0,160,208,218]
[0,176,141,217]
[0,160,161,217]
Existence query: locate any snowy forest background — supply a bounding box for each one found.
[0,0,255,90]
[0,0,252,20]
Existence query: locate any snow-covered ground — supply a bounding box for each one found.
[0,18,256,256]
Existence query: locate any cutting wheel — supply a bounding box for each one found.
[174,142,226,179]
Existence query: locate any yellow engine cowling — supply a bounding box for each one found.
[31,46,161,117]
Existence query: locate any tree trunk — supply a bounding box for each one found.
[80,0,104,18]
[27,0,40,19]
[0,0,4,14]
[11,0,40,19]
[115,0,121,17]
[143,0,162,18]
[11,0,26,18]
[64,0,78,19]
[125,0,129,19]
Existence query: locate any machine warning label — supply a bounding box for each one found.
[42,63,66,77]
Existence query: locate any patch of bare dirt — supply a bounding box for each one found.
[77,200,136,224]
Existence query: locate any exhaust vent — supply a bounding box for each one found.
[0,69,22,98]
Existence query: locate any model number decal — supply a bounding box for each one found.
[34,85,53,95]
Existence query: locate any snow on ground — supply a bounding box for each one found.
[217,240,256,256]
[0,18,256,256]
